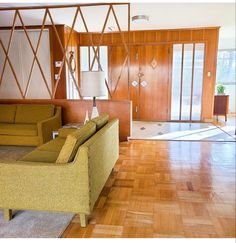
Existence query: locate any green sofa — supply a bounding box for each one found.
[0,104,61,146]
[0,114,119,227]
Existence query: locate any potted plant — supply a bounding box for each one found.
[216,84,226,95]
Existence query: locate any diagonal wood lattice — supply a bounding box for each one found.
[0,3,130,99]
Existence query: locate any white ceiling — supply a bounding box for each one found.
[0,3,235,49]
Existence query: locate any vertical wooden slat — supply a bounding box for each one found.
[47,8,82,99]
[190,43,196,121]
[52,7,79,98]
[179,44,185,121]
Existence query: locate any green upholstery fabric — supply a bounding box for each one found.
[58,128,77,138]
[0,135,39,146]
[91,113,109,131]
[0,105,62,146]
[0,104,16,123]
[37,106,62,145]
[0,124,37,136]
[81,119,119,210]
[0,118,119,227]
[38,137,66,152]
[20,150,59,163]
[15,104,55,124]
[56,121,96,164]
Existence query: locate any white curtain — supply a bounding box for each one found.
[0,29,52,99]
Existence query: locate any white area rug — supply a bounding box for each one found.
[0,210,73,238]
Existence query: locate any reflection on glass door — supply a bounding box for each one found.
[171,43,205,121]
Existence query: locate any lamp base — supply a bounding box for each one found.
[91,106,99,119]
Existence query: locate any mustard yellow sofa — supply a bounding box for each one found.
[0,114,119,227]
[0,104,61,146]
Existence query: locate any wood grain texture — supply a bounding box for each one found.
[213,95,229,121]
[61,140,236,238]
[79,27,219,46]
[138,45,170,121]
[50,25,66,99]
[110,45,170,121]
[108,46,129,100]
[81,27,219,122]
[0,99,132,141]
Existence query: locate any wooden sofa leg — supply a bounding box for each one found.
[4,209,13,221]
[79,214,88,227]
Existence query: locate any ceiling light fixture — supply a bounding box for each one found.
[132,15,149,22]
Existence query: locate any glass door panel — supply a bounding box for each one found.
[171,44,182,120]
[192,43,204,120]
[181,44,193,120]
[171,43,205,121]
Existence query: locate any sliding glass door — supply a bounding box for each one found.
[171,43,205,121]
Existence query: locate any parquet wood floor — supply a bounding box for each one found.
[61,140,236,238]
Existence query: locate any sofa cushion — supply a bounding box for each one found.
[56,121,96,164]
[38,137,66,152]
[91,113,109,131]
[0,104,16,123]
[15,104,55,124]
[20,150,59,163]
[58,128,77,138]
[0,124,38,136]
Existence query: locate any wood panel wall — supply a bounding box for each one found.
[0,99,132,141]
[50,25,66,99]
[79,27,219,121]
[0,26,219,122]
[50,25,81,99]
[79,27,219,46]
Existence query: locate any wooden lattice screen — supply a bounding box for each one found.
[0,3,130,99]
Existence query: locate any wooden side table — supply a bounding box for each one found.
[213,95,229,121]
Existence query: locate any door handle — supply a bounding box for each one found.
[131,80,138,87]
[140,80,147,87]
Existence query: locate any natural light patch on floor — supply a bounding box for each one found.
[130,121,236,142]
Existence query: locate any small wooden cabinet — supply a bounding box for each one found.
[213,95,229,121]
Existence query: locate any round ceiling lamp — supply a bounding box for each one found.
[132,15,149,22]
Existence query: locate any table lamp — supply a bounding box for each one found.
[81,71,106,119]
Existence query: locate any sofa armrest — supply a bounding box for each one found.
[80,119,119,211]
[37,106,62,145]
[0,152,90,214]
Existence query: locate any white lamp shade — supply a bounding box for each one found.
[81,71,107,97]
